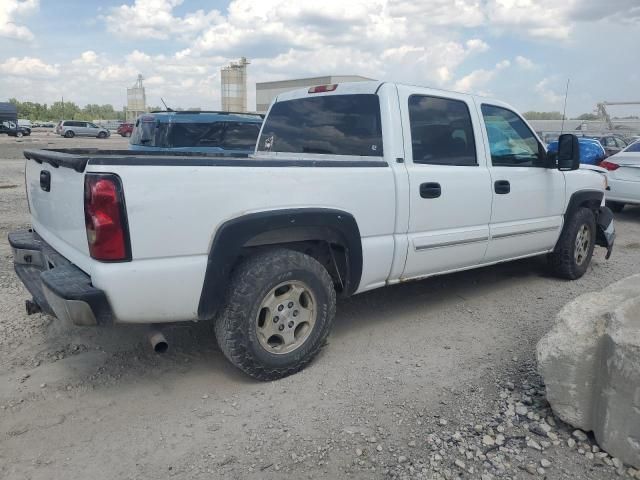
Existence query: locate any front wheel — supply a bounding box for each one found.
[548,207,596,279]
[125,131,131,137]
[15,131,23,138]
[97,132,107,139]
[214,248,336,381]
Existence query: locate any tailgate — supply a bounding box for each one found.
[24,151,90,270]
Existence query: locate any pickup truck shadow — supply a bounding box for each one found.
[49,253,548,383]
[36,254,556,387]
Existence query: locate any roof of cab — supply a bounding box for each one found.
[273,80,508,107]
[141,110,263,124]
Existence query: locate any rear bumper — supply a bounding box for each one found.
[8,230,113,326]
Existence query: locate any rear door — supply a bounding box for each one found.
[397,86,492,279]
[479,103,565,261]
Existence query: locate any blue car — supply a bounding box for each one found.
[547,137,606,165]
[129,111,263,155]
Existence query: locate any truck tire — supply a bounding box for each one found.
[606,201,624,213]
[65,130,75,138]
[214,248,336,381]
[548,207,596,280]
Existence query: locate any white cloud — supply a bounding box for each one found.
[0,0,39,41]
[0,56,59,77]
[453,60,510,94]
[515,55,535,70]
[104,0,222,40]
[535,78,564,105]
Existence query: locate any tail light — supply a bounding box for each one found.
[599,160,620,171]
[308,84,338,94]
[84,174,131,261]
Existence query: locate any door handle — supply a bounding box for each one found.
[494,180,510,194]
[420,182,441,199]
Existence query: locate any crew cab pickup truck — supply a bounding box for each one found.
[9,81,615,380]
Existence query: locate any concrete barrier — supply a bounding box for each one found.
[537,274,640,469]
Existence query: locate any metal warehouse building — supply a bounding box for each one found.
[255,75,375,113]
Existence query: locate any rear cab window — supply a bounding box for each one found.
[257,94,383,157]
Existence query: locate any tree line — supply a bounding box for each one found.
[6,98,128,122]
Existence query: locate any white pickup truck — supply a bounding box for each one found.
[10,81,615,380]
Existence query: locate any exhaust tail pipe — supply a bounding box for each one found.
[147,327,168,353]
[26,299,42,315]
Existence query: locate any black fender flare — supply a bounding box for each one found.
[565,190,604,219]
[197,208,362,320]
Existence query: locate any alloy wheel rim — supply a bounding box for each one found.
[255,280,317,355]
[574,224,591,266]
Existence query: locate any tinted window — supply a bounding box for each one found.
[131,118,165,147]
[409,95,476,166]
[481,104,544,167]
[166,123,225,148]
[258,94,383,156]
[614,137,627,148]
[626,141,640,152]
[221,123,260,150]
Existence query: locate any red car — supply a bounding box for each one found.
[117,123,134,137]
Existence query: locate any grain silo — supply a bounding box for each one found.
[126,74,147,122]
[221,57,249,112]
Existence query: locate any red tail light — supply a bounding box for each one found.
[308,84,338,94]
[84,174,131,261]
[599,160,620,171]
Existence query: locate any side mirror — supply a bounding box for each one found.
[557,134,580,171]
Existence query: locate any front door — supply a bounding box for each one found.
[479,103,565,262]
[398,86,492,279]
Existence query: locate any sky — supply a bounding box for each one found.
[0,0,639,116]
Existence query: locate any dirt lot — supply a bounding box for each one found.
[1,132,639,480]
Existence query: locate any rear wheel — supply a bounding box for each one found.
[125,131,131,137]
[214,248,336,381]
[64,130,75,138]
[606,201,624,213]
[548,207,596,279]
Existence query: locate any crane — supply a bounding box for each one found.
[596,101,640,130]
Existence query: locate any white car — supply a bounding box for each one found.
[10,81,615,380]
[601,141,640,212]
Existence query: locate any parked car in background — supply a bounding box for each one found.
[129,111,263,154]
[600,140,640,212]
[0,121,31,137]
[116,123,134,137]
[547,137,606,165]
[18,119,32,129]
[590,134,629,157]
[55,120,111,138]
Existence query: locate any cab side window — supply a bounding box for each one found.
[481,104,545,167]
[409,95,477,166]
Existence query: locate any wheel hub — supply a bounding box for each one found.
[255,281,316,355]
[574,224,591,266]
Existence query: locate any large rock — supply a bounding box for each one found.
[537,274,640,469]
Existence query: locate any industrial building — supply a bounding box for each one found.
[255,75,375,113]
[221,57,249,112]
[126,74,147,122]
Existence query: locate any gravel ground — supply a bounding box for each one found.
[1,132,640,479]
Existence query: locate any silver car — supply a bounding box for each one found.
[55,120,111,138]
